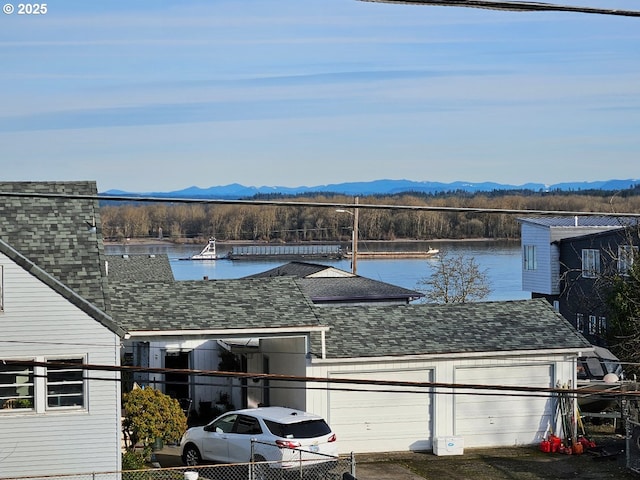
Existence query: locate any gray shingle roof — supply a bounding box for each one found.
[106,254,175,282]
[294,276,423,303]
[0,181,121,335]
[311,298,591,359]
[109,276,320,332]
[245,261,333,278]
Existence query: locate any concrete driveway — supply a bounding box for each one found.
[153,446,425,480]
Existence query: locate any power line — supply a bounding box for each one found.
[359,0,640,17]
[1,191,639,218]
[2,359,637,400]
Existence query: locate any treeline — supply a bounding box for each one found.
[99,190,640,243]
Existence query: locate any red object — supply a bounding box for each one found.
[549,435,562,453]
[540,440,551,453]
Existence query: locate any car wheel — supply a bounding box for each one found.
[182,444,202,466]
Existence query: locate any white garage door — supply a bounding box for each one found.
[328,369,433,453]
[455,364,554,448]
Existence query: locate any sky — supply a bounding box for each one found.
[1,0,639,193]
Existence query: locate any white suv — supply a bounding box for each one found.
[180,406,338,473]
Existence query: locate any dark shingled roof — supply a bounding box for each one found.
[246,261,423,303]
[109,276,320,332]
[294,276,423,303]
[0,181,123,335]
[246,261,340,278]
[106,254,175,282]
[310,298,591,359]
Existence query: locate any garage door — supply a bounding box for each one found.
[455,364,554,448]
[328,369,433,453]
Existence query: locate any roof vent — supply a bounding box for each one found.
[122,254,129,259]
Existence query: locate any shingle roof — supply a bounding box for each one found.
[0,181,121,335]
[294,276,423,303]
[311,298,591,359]
[109,276,320,332]
[106,254,175,282]
[246,261,423,303]
[245,261,335,278]
[518,216,639,228]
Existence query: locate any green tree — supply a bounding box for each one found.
[418,250,492,303]
[122,387,187,452]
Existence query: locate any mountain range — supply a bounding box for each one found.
[103,178,639,200]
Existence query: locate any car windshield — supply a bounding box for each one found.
[263,419,331,439]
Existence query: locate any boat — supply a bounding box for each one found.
[576,346,626,413]
[183,238,220,261]
[343,246,440,259]
[227,244,344,260]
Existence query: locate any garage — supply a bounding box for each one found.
[328,369,434,453]
[454,364,555,447]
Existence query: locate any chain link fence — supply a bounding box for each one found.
[2,453,354,480]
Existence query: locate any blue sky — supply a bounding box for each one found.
[1,0,638,192]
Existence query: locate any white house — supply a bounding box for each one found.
[109,270,592,454]
[0,182,125,477]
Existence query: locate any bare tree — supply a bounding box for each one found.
[418,250,492,303]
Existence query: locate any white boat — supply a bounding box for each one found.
[189,238,219,260]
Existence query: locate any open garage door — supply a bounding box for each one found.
[455,364,555,448]
[328,369,433,453]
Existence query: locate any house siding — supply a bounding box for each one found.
[306,353,577,453]
[521,223,555,294]
[0,253,121,477]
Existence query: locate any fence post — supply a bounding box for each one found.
[250,439,255,480]
[350,451,356,479]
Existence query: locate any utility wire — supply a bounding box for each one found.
[1,191,639,218]
[2,359,636,400]
[358,0,640,17]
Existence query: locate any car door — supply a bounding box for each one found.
[201,414,238,463]
[225,414,263,463]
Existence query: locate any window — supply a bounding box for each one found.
[618,245,638,275]
[598,316,607,335]
[582,249,600,278]
[524,245,537,270]
[46,358,85,408]
[0,362,34,410]
[588,315,597,335]
[576,313,584,332]
[235,415,262,435]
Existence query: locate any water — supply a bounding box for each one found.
[105,240,528,302]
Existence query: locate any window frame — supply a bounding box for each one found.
[581,249,601,278]
[45,357,86,410]
[524,245,537,271]
[0,264,4,312]
[618,245,638,275]
[0,360,35,412]
[588,315,597,335]
[575,313,584,333]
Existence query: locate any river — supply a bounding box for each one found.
[105,239,528,302]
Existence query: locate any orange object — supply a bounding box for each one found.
[573,443,584,455]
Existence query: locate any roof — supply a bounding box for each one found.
[0,181,123,335]
[294,276,423,303]
[518,216,639,228]
[106,254,175,282]
[310,298,591,359]
[246,261,423,303]
[109,276,321,333]
[245,261,348,279]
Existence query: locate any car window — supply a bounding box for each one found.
[263,419,331,439]
[212,414,238,433]
[234,415,262,435]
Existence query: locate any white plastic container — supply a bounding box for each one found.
[433,436,464,456]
